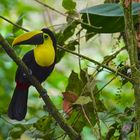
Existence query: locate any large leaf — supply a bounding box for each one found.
[66,71,83,95]
[62,91,78,115]
[62,0,76,11]
[80,3,140,33]
[74,96,92,105]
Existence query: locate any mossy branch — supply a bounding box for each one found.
[121,0,140,137]
[0,34,81,140]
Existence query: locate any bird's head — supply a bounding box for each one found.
[12,28,56,48]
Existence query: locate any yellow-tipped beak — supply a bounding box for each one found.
[12,31,44,46]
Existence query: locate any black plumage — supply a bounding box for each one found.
[8,28,56,121]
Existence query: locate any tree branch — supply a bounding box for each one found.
[121,0,140,137]
[57,45,132,82]
[0,15,29,32]
[0,34,81,140]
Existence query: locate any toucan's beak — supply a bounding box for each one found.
[12,31,44,46]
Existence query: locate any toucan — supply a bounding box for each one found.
[8,28,57,121]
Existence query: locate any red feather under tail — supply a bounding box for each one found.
[8,81,30,121]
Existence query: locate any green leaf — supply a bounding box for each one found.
[105,123,118,139]
[13,14,24,33]
[26,117,38,124]
[34,115,53,132]
[5,33,14,45]
[63,21,78,41]
[74,96,92,105]
[67,111,86,133]
[96,99,106,112]
[62,0,76,11]
[55,21,78,63]
[83,103,97,126]
[66,71,83,95]
[80,3,140,33]
[9,125,25,138]
[66,10,79,23]
[56,48,65,63]
[80,69,88,85]
[85,30,96,41]
[55,32,65,46]
[65,40,79,51]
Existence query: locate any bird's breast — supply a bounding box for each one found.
[34,40,55,67]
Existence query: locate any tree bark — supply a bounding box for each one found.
[121,0,140,137]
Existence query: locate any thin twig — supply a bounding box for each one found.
[33,0,101,30]
[76,29,82,70]
[81,105,100,137]
[48,23,67,29]
[95,76,117,95]
[88,76,102,140]
[92,47,126,79]
[57,45,132,82]
[81,106,94,129]
[0,15,29,32]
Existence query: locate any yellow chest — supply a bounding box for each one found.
[34,39,55,67]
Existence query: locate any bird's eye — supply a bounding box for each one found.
[44,35,48,39]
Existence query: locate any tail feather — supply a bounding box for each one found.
[8,85,29,121]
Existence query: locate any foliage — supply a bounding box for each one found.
[80,3,140,41]
[0,0,139,139]
[62,0,76,11]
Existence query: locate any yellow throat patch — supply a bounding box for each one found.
[34,37,55,67]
